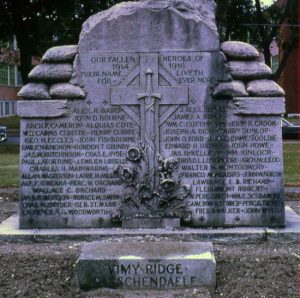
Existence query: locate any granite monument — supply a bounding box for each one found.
[18,0,286,229]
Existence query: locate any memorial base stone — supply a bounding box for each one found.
[17,0,286,230]
[76,242,215,292]
[122,218,180,229]
[86,288,212,298]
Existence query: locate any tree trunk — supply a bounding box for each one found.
[262,42,271,67]
[16,33,33,85]
[273,38,298,82]
[254,0,272,67]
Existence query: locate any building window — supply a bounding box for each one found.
[11,101,15,114]
[5,102,9,115]
[0,63,9,85]
[17,68,23,86]
[0,35,21,86]
[0,63,21,86]
[271,55,279,73]
[8,64,15,85]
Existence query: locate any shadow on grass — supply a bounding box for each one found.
[0,144,19,187]
[0,144,19,154]
[0,116,20,130]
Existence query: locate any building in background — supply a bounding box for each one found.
[276,0,298,115]
[270,39,280,74]
[0,36,22,118]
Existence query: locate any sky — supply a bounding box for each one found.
[256,0,275,6]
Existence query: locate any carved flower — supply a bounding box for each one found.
[184,211,192,223]
[139,184,152,201]
[160,179,176,193]
[163,158,178,173]
[122,167,136,183]
[111,211,121,223]
[127,147,141,162]
[181,184,191,197]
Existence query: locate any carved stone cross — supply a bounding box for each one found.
[111,54,189,189]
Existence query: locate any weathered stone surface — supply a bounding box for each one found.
[49,83,85,99]
[110,288,213,298]
[247,80,285,97]
[79,0,219,52]
[17,83,50,99]
[233,97,285,115]
[221,41,259,60]
[42,45,78,63]
[28,63,73,81]
[3,206,300,243]
[228,61,272,79]
[122,218,180,229]
[76,242,216,291]
[17,100,69,118]
[213,81,248,98]
[18,0,285,229]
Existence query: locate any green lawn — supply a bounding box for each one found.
[0,144,19,187]
[0,143,298,188]
[0,116,20,129]
[286,117,300,125]
[283,143,299,187]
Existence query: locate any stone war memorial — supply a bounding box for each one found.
[18,0,285,229]
[15,0,287,294]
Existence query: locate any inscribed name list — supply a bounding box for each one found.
[19,51,284,227]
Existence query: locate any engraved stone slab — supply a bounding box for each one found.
[18,0,285,229]
[101,288,212,298]
[122,218,180,229]
[76,242,216,291]
[233,97,285,115]
[79,0,219,53]
[17,100,69,118]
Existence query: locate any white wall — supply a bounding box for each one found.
[0,100,17,117]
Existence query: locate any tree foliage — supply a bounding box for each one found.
[216,0,298,81]
[0,0,127,83]
[0,0,297,84]
[270,0,298,81]
[216,0,257,42]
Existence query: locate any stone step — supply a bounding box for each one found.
[76,241,215,293]
[81,287,212,298]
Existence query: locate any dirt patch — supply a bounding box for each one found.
[0,242,298,298]
[0,242,80,298]
[214,243,299,298]
[287,201,300,215]
[0,188,19,223]
[0,189,299,297]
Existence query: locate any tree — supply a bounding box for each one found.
[255,0,298,81]
[217,0,298,82]
[0,0,297,84]
[253,0,281,67]
[216,0,257,43]
[253,0,298,112]
[0,0,127,84]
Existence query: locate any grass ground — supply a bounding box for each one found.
[283,143,299,186]
[0,116,20,129]
[0,143,299,187]
[286,117,300,125]
[0,145,19,187]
